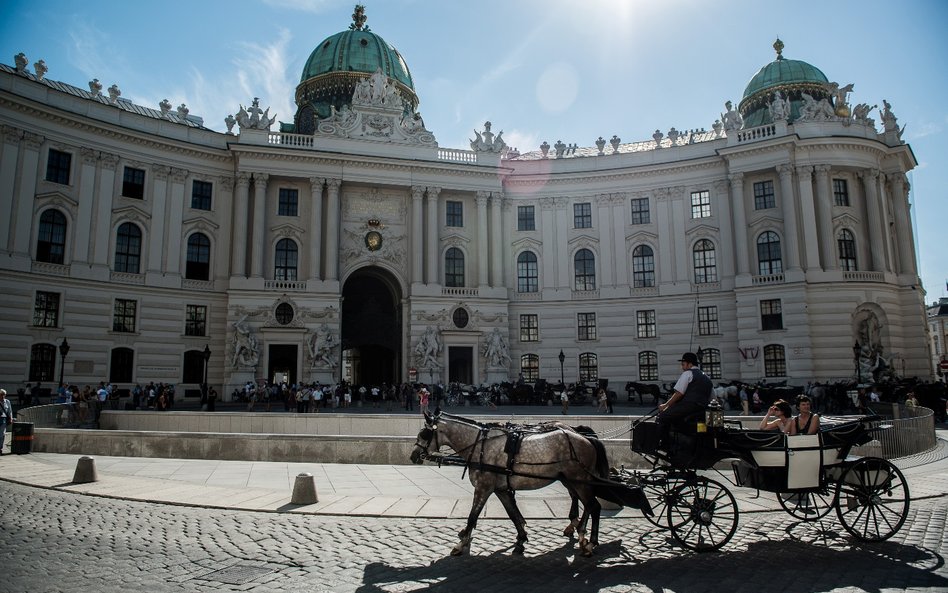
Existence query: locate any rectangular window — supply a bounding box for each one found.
[833,178,850,206]
[573,202,592,228]
[636,310,657,339]
[753,180,775,210]
[32,291,60,328]
[45,149,72,185]
[121,166,145,199]
[278,188,299,216]
[577,312,597,341]
[519,314,539,342]
[185,304,207,337]
[446,201,463,227]
[191,180,213,210]
[698,306,719,336]
[690,190,711,219]
[113,299,137,333]
[630,198,650,225]
[761,299,783,331]
[517,205,535,231]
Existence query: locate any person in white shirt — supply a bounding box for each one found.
[0,389,14,454]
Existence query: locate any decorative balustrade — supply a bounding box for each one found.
[31,261,69,276]
[510,291,542,301]
[268,133,315,148]
[441,287,479,297]
[437,148,477,163]
[110,271,146,285]
[571,289,600,300]
[182,279,214,291]
[264,279,307,291]
[734,123,778,143]
[752,273,785,286]
[843,270,885,283]
[631,287,659,297]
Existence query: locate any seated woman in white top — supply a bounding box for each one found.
[788,395,821,435]
[759,399,793,433]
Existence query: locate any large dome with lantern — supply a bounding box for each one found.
[739,39,831,128]
[291,6,418,133]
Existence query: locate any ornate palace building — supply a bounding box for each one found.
[0,10,930,398]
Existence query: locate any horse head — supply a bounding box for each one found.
[410,411,442,464]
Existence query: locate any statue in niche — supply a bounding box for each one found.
[721,101,743,131]
[231,314,260,368]
[483,328,511,368]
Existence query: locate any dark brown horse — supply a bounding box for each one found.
[410,412,610,556]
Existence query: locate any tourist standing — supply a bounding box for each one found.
[0,389,13,454]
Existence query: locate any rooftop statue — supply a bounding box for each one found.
[825,82,855,117]
[768,91,791,122]
[236,97,277,131]
[852,102,877,126]
[796,92,837,122]
[471,121,507,154]
[721,101,743,131]
[879,99,905,139]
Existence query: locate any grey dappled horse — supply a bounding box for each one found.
[410,412,608,556]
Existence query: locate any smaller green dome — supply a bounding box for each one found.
[739,39,832,128]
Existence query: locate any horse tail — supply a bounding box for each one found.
[571,425,609,478]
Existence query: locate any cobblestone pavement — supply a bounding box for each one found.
[2,482,946,593]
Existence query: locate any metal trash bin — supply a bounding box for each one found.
[11,421,34,455]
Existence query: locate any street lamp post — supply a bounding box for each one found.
[853,342,862,384]
[202,344,211,387]
[558,350,565,387]
[58,337,70,389]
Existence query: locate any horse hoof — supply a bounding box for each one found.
[451,546,468,557]
[580,543,594,557]
[513,544,525,555]
[563,525,575,537]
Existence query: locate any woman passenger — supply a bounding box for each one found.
[789,395,821,435]
[759,399,793,433]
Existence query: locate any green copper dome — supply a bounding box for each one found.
[739,39,831,128]
[291,6,418,134]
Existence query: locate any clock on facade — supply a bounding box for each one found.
[365,231,383,251]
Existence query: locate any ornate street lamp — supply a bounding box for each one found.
[558,350,565,387]
[58,337,70,388]
[202,344,211,388]
[696,346,704,366]
[853,342,862,384]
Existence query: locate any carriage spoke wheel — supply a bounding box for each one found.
[835,457,909,542]
[639,471,687,530]
[777,488,835,521]
[666,476,738,552]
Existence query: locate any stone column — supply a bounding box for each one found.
[411,186,424,284]
[539,197,556,288]
[231,172,251,277]
[0,127,20,251]
[888,173,916,275]
[165,167,188,275]
[250,172,268,278]
[813,165,836,271]
[476,191,489,287]
[713,181,735,280]
[776,164,801,271]
[611,193,629,286]
[13,133,43,257]
[597,194,615,287]
[147,165,169,274]
[309,177,323,281]
[554,198,570,287]
[795,165,820,271]
[877,173,896,273]
[425,186,440,285]
[728,173,750,276]
[74,148,98,264]
[92,153,119,267]
[490,192,504,287]
[217,176,235,279]
[859,169,885,272]
[655,190,676,282]
[325,178,341,281]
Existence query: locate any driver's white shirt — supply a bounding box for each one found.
[673,369,695,394]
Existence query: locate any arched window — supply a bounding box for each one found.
[702,348,722,379]
[578,352,598,382]
[693,239,717,284]
[632,245,655,288]
[110,347,135,383]
[115,222,142,274]
[574,249,596,291]
[638,351,658,381]
[37,210,67,264]
[517,251,538,293]
[445,247,465,287]
[185,233,211,280]
[274,238,298,281]
[29,343,57,382]
[182,349,206,384]
[756,231,782,275]
[520,354,539,382]
[838,229,857,271]
[764,344,786,377]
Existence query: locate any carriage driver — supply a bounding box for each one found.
[657,352,714,446]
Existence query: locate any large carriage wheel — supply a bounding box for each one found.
[638,471,688,529]
[835,457,909,542]
[667,476,739,552]
[777,488,835,521]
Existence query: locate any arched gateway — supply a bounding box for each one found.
[341,267,402,385]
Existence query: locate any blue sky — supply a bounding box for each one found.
[2,0,946,302]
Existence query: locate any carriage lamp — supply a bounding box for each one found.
[705,398,724,429]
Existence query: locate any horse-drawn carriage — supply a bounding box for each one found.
[410,408,909,557]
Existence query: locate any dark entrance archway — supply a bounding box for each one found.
[341,267,401,386]
[267,345,298,386]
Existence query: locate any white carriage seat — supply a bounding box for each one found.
[786,433,822,490]
[748,432,787,468]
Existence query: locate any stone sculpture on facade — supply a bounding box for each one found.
[796,93,837,122]
[88,79,102,97]
[879,99,904,139]
[13,53,27,73]
[231,314,260,369]
[483,327,510,368]
[825,82,855,117]
[414,325,443,369]
[470,121,507,154]
[107,84,121,104]
[236,97,277,131]
[308,323,339,370]
[33,59,47,81]
[852,102,876,126]
[768,91,791,121]
[721,100,743,131]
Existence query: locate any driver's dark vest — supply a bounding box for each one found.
[682,368,713,406]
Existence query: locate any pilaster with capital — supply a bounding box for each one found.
[476,191,489,287]
[411,186,425,283]
[887,173,916,275]
[489,192,505,287]
[776,164,801,271]
[858,169,886,272]
[0,128,21,251]
[166,168,189,275]
[877,172,896,274]
[73,149,98,264]
[728,173,750,276]
[425,186,441,285]
[147,165,170,273]
[250,172,269,278]
[231,172,251,277]
[309,177,324,280]
[713,180,735,280]
[325,177,341,280]
[596,193,615,287]
[795,165,820,271]
[93,153,120,267]
[813,165,836,270]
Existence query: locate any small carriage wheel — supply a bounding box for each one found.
[835,457,909,542]
[639,471,688,529]
[667,476,739,552]
[777,488,836,521]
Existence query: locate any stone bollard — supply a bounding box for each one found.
[72,456,98,484]
[291,472,319,505]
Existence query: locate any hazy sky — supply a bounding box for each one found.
[2,0,946,301]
